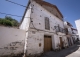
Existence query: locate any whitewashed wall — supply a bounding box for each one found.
[30,1,64,30]
[62,36,68,47]
[68,27,72,35]
[19,5,31,31]
[25,0,67,56]
[27,30,44,55]
[0,26,26,57]
[75,20,80,40]
[72,29,79,41]
[72,29,78,34]
[64,21,72,35]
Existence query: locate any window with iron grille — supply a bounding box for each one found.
[54,26,59,32]
[45,17,50,30]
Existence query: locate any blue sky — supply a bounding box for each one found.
[0,0,80,28]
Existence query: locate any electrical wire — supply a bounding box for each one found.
[0,12,30,18]
[4,0,66,35]
[0,12,22,17]
[0,12,65,33]
[5,0,26,7]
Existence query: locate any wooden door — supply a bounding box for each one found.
[67,37,70,46]
[72,37,75,44]
[69,38,72,45]
[60,37,63,48]
[44,36,52,52]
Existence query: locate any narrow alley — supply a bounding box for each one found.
[40,41,80,57]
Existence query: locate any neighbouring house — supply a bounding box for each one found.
[71,28,79,43]
[20,0,68,56]
[75,19,80,40]
[64,21,73,46]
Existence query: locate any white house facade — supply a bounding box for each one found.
[75,19,80,40]
[64,21,73,46]
[71,28,79,43]
[20,0,68,56]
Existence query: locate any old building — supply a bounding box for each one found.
[75,19,80,40]
[20,0,68,56]
[64,21,73,46]
[71,28,79,43]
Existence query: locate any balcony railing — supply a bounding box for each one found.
[72,32,75,34]
[64,28,68,35]
[54,26,72,35]
[64,28,72,35]
[54,26,65,33]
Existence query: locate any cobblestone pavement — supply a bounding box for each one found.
[40,41,80,57]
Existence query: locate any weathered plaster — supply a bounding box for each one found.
[19,0,68,56]
[0,26,26,57]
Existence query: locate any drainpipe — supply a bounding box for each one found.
[23,31,27,57]
[23,0,33,57]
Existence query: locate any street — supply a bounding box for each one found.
[40,41,80,57]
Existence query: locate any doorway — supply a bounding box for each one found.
[44,35,52,52]
[60,37,63,49]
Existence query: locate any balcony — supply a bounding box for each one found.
[54,26,72,35]
[65,28,72,35]
[54,26,65,33]
[72,32,75,34]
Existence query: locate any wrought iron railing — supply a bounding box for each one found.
[54,26,65,33]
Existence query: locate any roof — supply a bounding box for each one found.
[71,28,77,31]
[20,0,63,25]
[67,21,73,27]
[35,0,63,18]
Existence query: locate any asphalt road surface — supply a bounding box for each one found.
[40,41,80,57]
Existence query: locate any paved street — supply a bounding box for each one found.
[40,41,80,57]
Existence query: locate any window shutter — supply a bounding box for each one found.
[45,17,50,30]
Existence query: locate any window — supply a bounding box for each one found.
[45,17,50,30]
[58,25,60,31]
[55,26,59,32]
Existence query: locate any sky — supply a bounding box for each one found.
[0,0,80,28]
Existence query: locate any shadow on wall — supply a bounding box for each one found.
[40,41,80,57]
